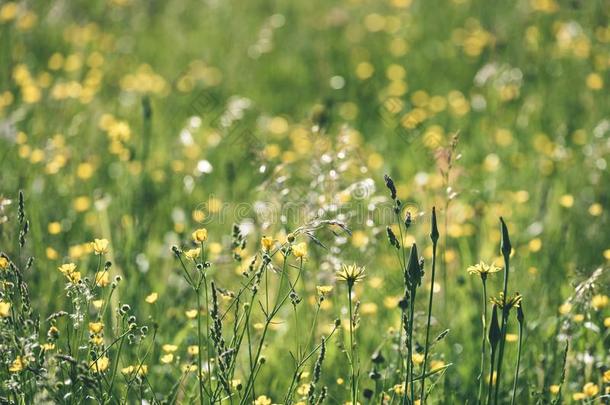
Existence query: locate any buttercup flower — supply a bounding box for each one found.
[261,236,274,252]
[582,382,599,397]
[0,256,9,269]
[145,292,158,304]
[184,248,201,260]
[91,238,109,255]
[0,301,11,317]
[591,294,608,310]
[254,395,272,405]
[292,242,307,258]
[59,263,81,283]
[95,271,110,287]
[88,322,104,334]
[90,356,110,373]
[122,365,148,375]
[9,356,25,373]
[192,228,208,242]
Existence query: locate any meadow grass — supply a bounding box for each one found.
[0,0,609,403]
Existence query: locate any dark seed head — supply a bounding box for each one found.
[384,174,397,200]
[430,206,439,243]
[500,217,512,257]
[488,304,501,350]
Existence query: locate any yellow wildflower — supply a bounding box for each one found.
[184,248,201,260]
[95,271,110,287]
[336,263,366,286]
[261,236,274,252]
[90,356,110,373]
[9,356,25,373]
[91,238,109,255]
[292,242,307,258]
[162,344,178,353]
[412,353,424,365]
[0,301,11,317]
[316,285,333,296]
[145,292,158,304]
[591,294,608,310]
[254,395,272,405]
[467,261,502,279]
[88,322,104,334]
[192,228,208,242]
[583,382,599,397]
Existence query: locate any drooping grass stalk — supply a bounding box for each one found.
[510,305,524,405]
[477,277,488,405]
[240,249,302,404]
[493,218,512,404]
[420,207,439,404]
[284,325,339,404]
[487,305,501,405]
[107,319,127,401]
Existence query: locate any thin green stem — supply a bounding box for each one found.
[409,288,416,404]
[348,283,357,405]
[419,241,438,403]
[487,348,496,405]
[494,255,510,404]
[510,322,523,405]
[477,278,488,405]
[196,287,205,405]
